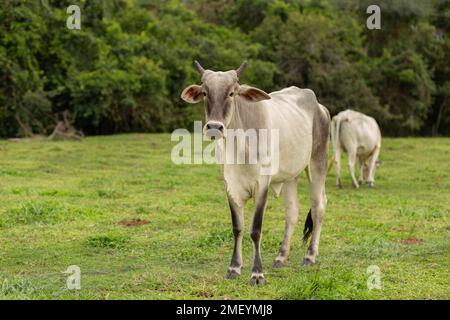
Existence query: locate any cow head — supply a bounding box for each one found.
[181,61,271,139]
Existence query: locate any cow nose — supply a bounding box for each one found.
[204,121,225,139]
[206,123,224,132]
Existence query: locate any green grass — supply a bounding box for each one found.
[0,134,449,299]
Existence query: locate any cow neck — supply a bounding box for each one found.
[228,96,268,132]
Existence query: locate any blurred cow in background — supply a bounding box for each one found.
[331,110,381,188]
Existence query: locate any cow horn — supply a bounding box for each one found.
[236,60,248,78]
[194,60,205,75]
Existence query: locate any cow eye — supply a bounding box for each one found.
[202,92,207,97]
[229,92,234,97]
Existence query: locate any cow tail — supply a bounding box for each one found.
[303,209,313,243]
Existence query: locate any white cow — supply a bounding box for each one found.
[181,61,330,285]
[331,109,381,188]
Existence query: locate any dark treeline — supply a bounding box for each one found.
[0,0,449,138]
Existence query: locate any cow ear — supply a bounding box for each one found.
[238,85,271,102]
[181,85,203,104]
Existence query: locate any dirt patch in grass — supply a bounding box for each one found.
[399,238,424,245]
[119,218,149,227]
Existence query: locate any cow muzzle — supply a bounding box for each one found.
[204,121,225,140]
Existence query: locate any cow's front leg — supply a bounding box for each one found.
[363,162,370,183]
[358,158,365,185]
[225,195,244,279]
[250,187,269,286]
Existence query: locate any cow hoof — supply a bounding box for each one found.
[225,268,241,279]
[353,183,360,189]
[273,260,285,268]
[249,273,265,286]
[368,182,374,188]
[302,257,315,266]
[336,184,342,189]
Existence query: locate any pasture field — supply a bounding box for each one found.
[0,134,449,300]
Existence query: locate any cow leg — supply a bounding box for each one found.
[303,107,329,266]
[249,186,269,286]
[225,195,244,279]
[348,149,359,188]
[367,146,381,187]
[274,179,299,268]
[363,162,370,182]
[334,151,342,188]
[358,157,365,185]
[303,159,327,265]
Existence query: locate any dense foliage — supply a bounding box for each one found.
[0,0,448,137]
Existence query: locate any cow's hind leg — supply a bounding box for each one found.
[250,186,269,286]
[225,195,245,279]
[303,161,327,265]
[303,109,329,265]
[274,179,299,268]
[334,151,342,188]
[348,149,359,188]
[367,145,381,188]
